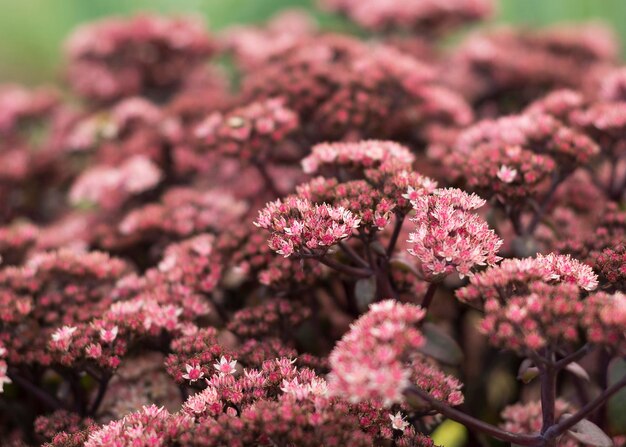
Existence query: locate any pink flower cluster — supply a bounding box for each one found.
[301,140,415,175]
[456,254,599,304]
[69,155,162,210]
[5,3,626,445]
[320,0,494,35]
[227,299,311,340]
[254,196,361,257]
[193,97,299,163]
[65,15,215,101]
[330,300,427,406]
[100,187,247,254]
[500,400,578,447]
[407,188,503,280]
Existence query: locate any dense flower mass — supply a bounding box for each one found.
[407,188,502,280]
[254,196,361,257]
[4,1,626,446]
[328,300,462,407]
[65,15,215,101]
[320,0,494,35]
[302,140,415,175]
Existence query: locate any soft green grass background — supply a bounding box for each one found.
[1,0,626,84]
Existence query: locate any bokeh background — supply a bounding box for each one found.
[1,0,626,84]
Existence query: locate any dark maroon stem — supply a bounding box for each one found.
[540,361,558,446]
[405,386,543,446]
[318,256,373,278]
[89,374,111,416]
[386,214,405,257]
[544,372,626,441]
[554,344,593,370]
[8,371,67,411]
[252,160,281,197]
[421,282,438,313]
[525,174,563,236]
[339,241,370,268]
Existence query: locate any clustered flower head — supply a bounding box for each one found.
[456,254,604,352]
[446,24,618,114]
[319,0,494,35]
[227,298,311,340]
[65,15,215,102]
[500,400,579,447]
[99,186,247,255]
[69,155,162,210]
[407,188,502,280]
[302,140,415,176]
[243,35,472,143]
[0,249,131,366]
[6,1,626,445]
[329,299,461,407]
[254,196,361,257]
[193,97,299,163]
[558,204,626,292]
[447,112,599,204]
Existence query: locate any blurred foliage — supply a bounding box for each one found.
[0,0,625,84]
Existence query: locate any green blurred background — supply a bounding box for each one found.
[1,0,626,85]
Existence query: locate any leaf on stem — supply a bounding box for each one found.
[563,414,613,447]
[418,322,463,366]
[608,358,626,435]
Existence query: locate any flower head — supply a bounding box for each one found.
[406,188,502,280]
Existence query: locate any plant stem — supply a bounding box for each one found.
[554,344,593,370]
[8,371,66,411]
[89,374,111,416]
[405,386,542,446]
[386,214,405,257]
[318,256,373,278]
[339,241,370,268]
[525,173,563,236]
[544,372,626,441]
[540,360,557,446]
[421,283,438,313]
[252,160,281,197]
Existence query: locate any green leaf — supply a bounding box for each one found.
[517,358,539,384]
[417,322,463,366]
[563,414,613,447]
[431,419,468,447]
[354,277,376,313]
[608,358,626,435]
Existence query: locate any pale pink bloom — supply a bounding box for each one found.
[99,326,119,343]
[0,361,11,393]
[328,300,425,406]
[51,325,78,351]
[302,140,415,174]
[389,411,409,432]
[85,343,103,359]
[183,386,219,414]
[182,364,205,383]
[496,165,517,183]
[214,356,237,375]
[407,188,502,280]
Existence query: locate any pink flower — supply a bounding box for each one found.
[0,361,11,393]
[406,188,502,280]
[51,326,78,351]
[389,411,409,432]
[497,165,517,183]
[99,326,119,343]
[328,300,426,406]
[255,196,361,257]
[214,356,237,375]
[302,140,415,175]
[182,363,204,383]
